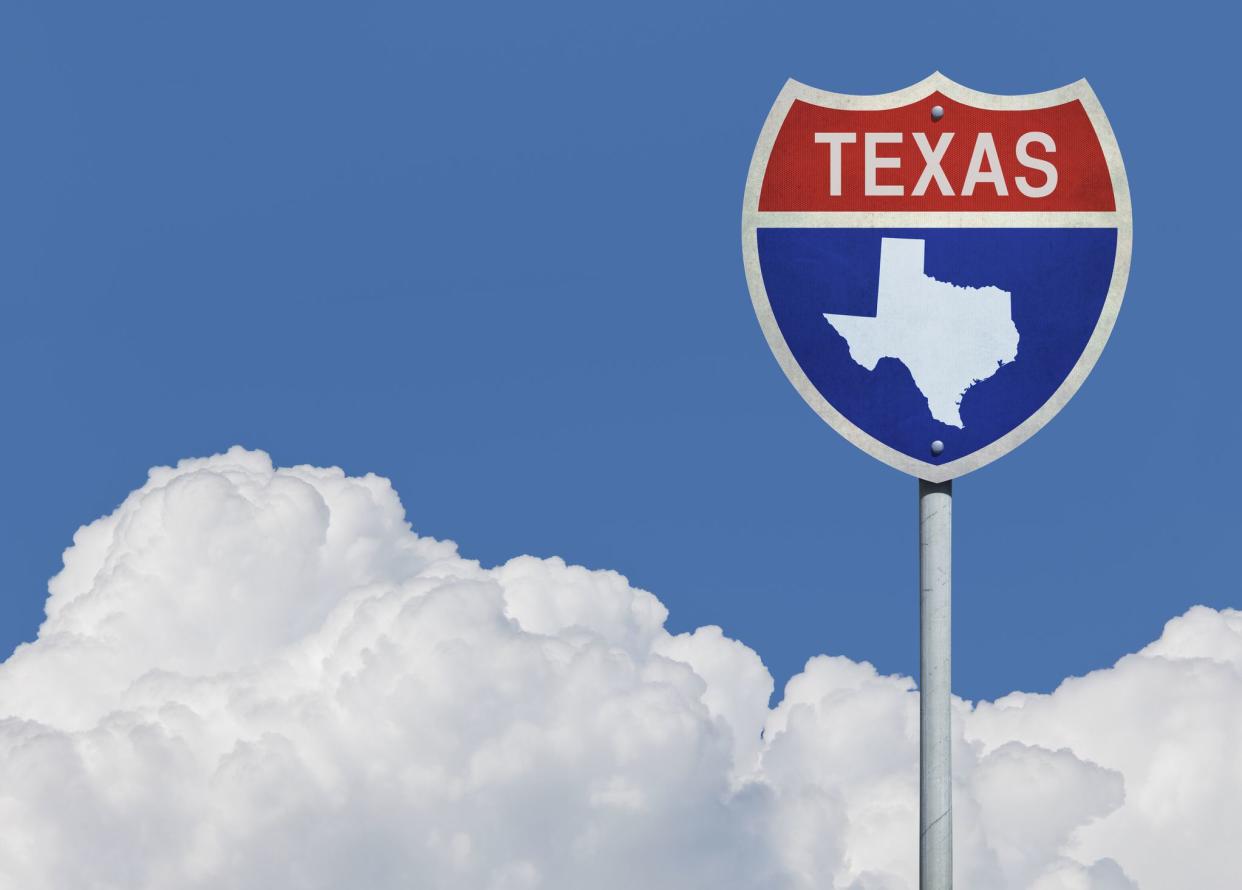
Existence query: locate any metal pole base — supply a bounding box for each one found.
[919,478,952,890]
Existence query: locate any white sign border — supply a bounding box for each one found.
[741,72,1133,482]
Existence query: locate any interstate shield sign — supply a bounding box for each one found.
[741,74,1132,481]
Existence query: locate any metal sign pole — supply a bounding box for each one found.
[919,478,952,890]
[741,73,1131,890]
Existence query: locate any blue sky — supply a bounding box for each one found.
[1,0,1237,702]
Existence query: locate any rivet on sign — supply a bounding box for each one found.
[930,440,945,456]
[930,105,945,122]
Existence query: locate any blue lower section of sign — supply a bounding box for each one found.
[756,228,1118,466]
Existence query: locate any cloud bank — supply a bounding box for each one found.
[0,448,1236,889]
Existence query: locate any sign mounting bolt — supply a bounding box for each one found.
[931,104,944,121]
[930,440,945,456]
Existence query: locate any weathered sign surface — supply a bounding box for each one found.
[742,74,1131,480]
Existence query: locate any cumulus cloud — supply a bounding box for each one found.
[0,448,1236,888]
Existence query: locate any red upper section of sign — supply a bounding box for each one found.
[758,93,1115,212]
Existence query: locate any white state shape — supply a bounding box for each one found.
[824,238,1019,428]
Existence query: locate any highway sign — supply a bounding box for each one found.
[742,73,1131,481]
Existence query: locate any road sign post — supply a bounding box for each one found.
[919,479,952,890]
[741,73,1131,888]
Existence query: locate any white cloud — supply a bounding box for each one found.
[0,447,1236,888]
